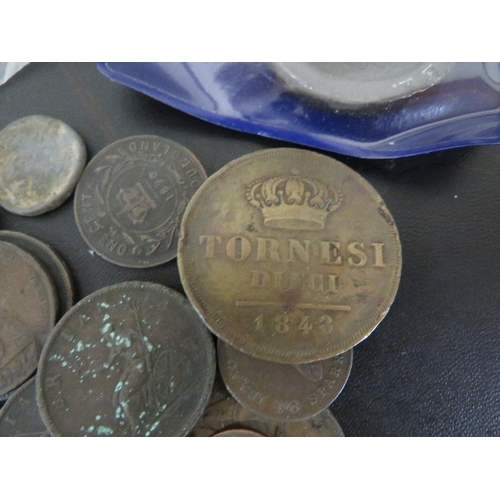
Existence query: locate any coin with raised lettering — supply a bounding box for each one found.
[218,339,352,421]
[74,135,206,268]
[0,231,74,319]
[37,281,216,436]
[189,380,344,437]
[178,148,402,364]
[0,377,50,437]
[0,115,87,216]
[212,428,265,437]
[0,241,57,396]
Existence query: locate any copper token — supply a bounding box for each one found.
[74,135,206,268]
[0,231,74,319]
[0,115,86,216]
[37,281,216,436]
[212,428,265,437]
[178,148,402,363]
[190,380,344,437]
[0,241,57,396]
[0,377,50,437]
[218,338,352,421]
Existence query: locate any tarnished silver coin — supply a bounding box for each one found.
[74,135,206,267]
[0,115,87,216]
[0,231,74,319]
[0,377,49,436]
[37,281,216,436]
[218,339,352,421]
[0,241,57,396]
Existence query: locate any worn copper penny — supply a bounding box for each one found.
[218,338,352,421]
[0,241,57,396]
[179,148,401,363]
[74,135,206,268]
[189,379,344,437]
[0,231,74,319]
[0,115,87,216]
[0,377,50,437]
[37,281,216,437]
[212,428,265,437]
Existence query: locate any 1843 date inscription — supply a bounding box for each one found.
[75,136,207,268]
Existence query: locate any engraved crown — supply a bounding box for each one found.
[246,170,342,230]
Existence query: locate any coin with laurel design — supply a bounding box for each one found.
[74,135,206,267]
[178,148,402,364]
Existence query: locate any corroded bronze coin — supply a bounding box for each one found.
[0,231,74,319]
[37,281,216,436]
[74,135,206,267]
[0,241,57,396]
[179,148,401,363]
[0,115,87,216]
[212,428,265,437]
[189,380,344,437]
[218,339,352,421]
[0,377,50,436]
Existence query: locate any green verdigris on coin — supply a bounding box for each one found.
[0,241,57,397]
[37,281,216,437]
[178,148,402,364]
[0,115,86,216]
[74,135,206,268]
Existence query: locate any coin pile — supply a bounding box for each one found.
[0,118,402,437]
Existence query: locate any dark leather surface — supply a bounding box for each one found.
[1,62,499,436]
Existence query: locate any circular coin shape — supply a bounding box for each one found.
[178,148,402,364]
[189,380,344,437]
[212,428,265,437]
[0,241,58,396]
[0,231,74,319]
[0,115,87,216]
[37,281,216,437]
[74,135,207,267]
[0,377,50,436]
[218,339,352,421]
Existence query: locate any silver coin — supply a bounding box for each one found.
[0,115,87,216]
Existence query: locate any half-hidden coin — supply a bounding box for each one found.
[37,281,216,436]
[189,379,344,437]
[0,231,74,319]
[0,377,50,436]
[212,428,265,437]
[218,338,352,421]
[0,115,87,216]
[0,241,57,396]
[178,147,402,363]
[74,135,207,268]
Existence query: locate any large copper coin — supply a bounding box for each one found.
[0,231,74,319]
[0,377,49,437]
[218,338,352,421]
[0,115,86,216]
[189,380,344,437]
[179,148,401,363]
[74,135,206,268]
[0,241,57,396]
[37,281,216,436]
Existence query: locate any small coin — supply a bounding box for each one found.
[0,231,73,319]
[189,379,344,437]
[0,241,57,396]
[37,281,216,436]
[74,135,207,268]
[212,428,265,437]
[0,115,87,216]
[178,148,402,364]
[0,377,50,437]
[218,339,352,421]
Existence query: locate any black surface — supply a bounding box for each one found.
[1,62,499,436]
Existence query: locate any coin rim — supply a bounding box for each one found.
[74,135,207,268]
[0,115,87,216]
[36,280,216,437]
[178,147,402,363]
